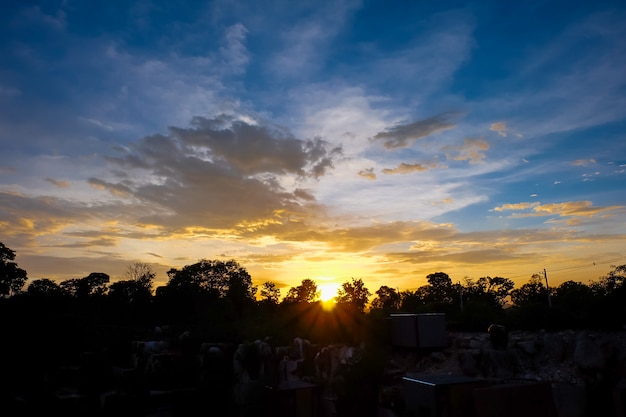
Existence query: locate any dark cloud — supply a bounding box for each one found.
[373,112,459,149]
[167,115,342,177]
[96,115,342,230]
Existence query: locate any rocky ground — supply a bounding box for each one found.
[376,329,626,417]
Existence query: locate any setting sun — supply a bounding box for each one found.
[318,282,341,302]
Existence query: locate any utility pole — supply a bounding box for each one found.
[543,268,552,308]
[458,281,464,313]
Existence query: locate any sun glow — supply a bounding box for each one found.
[319,282,340,302]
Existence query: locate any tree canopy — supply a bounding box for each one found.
[0,242,28,297]
[283,278,319,303]
[335,277,371,312]
[165,259,256,300]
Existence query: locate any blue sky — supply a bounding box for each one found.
[1,0,625,296]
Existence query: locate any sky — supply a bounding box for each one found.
[1,0,625,298]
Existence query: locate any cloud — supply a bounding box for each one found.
[87,178,133,198]
[96,114,342,231]
[442,137,489,163]
[322,221,457,253]
[533,201,622,218]
[266,0,358,77]
[493,202,540,212]
[490,122,507,137]
[17,5,67,31]
[372,113,458,149]
[166,114,342,177]
[220,23,250,74]
[56,237,119,248]
[45,178,70,188]
[358,168,376,180]
[494,200,624,220]
[571,159,596,166]
[382,162,439,175]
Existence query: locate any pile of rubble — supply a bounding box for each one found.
[390,329,626,384]
[380,329,626,417]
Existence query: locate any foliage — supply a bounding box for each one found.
[124,262,156,292]
[108,262,156,305]
[463,276,514,307]
[370,285,401,311]
[335,277,371,313]
[259,281,280,304]
[27,278,64,297]
[590,264,626,296]
[2,243,626,333]
[0,242,28,297]
[60,272,110,298]
[165,259,256,301]
[510,274,549,306]
[426,271,455,304]
[283,278,319,303]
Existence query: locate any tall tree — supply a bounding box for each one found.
[426,272,455,304]
[463,276,514,307]
[109,262,157,304]
[60,272,110,298]
[27,278,64,297]
[0,242,28,297]
[124,262,156,293]
[259,281,281,304]
[335,277,371,312]
[370,285,401,310]
[165,259,255,301]
[590,264,626,296]
[510,274,549,306]
[283,278,319,303]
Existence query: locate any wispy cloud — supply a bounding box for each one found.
[382,161,439,175]
[45,178,70,188]
[494,200,624,222]
[442,137,489,163]
[358,168,376,180]
[372,113,459,149]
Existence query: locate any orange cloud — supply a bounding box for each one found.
[381,161,438,174]
[358,168,376,180]
[489,121,507,136]
[442,137,489,163]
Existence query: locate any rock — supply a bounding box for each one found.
[574,332,605,372]
[517,340,537,355]
[480,349,521,379]
[458,350,480,376]
[543,332,566,362]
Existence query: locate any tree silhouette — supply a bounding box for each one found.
[510,274,549,306]
[60,272,110,298]
[463,276,514,307]
[336,277,371,313]
[123,262,156,293]
[426,272,455,304]
[165,259,254,300]
[283,278,319,303]
[370,285,401,311]
[26,278,64,297]
[0,242,28,297]
[259,281,281,304]
[590,264,626,296]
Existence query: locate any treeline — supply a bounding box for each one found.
[1,242,625,350]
